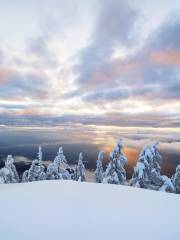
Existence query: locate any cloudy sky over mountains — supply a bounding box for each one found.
[0,0,180,127]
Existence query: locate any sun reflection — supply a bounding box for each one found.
[123,147,140,167]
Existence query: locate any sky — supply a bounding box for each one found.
[0,0,180,128]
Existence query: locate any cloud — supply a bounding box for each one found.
[149,50,180,66]
[0,110,179,128]
[28,35,59,68]
[0,67,14,84]
[56,8,180,128]
[0,49,4,65]
[73,8,180,105]
[0,103,29,109]
[83,88,128,103]
[0,0,180,128]
[74,0,138,91]
[148,15,180,51]
[133,15,180,101]
[0,67,49,100]
[69,2,180,105]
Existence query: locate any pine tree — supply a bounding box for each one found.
[22,146,46,182]
[46,147,70,180]
[6,155,19,183]
[94,151,104,183]
[46,156,59,180]
[56,147,70,179]
[22,170,29,183]
[103,139,128,184]
[172,165,180,193]
[130,158,147,188]
[37,145,42,163]
[27,159,46,182]
[0,155,19,183]
[131,142,163,189]
[159,176,175,193]
[74,153,85,182]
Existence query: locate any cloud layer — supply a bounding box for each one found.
[0,0,180,127]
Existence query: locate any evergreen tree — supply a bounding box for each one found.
[37,145,42,163]
[22,170,29,183]
[103,139,128,184]
[172,165,180,193]
[6,155,19,183]
[74,153,85,182]
[159,176,175,193]
[94,151,104,183]
[131,142,163,189]
[0,155,19,183]
[27,159,46,182]
[46,157,59,180]
[22,146,46,182]
[130,158,147,188]
[46,147,70,180]
[0,168,9,184]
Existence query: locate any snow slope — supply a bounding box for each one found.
[0,181,180,240]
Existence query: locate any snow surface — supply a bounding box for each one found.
[0,181,180,240]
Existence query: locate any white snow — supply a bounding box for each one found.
[0,180,180,240]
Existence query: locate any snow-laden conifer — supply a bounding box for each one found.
[74,153,86,182]
[0,155,19,183]
[159,176,175,193]
[22,146,46,182]
[131,142,163,189]
[94,151,104,183]
[46,147,71,180]
[172,165,180,193]
[103,139,128,184]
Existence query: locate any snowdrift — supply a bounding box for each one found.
[0,180,180,240]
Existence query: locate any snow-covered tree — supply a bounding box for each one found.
[27,160,46,182]
[130,158,147,188]
[6,155,19,182]
[74,153,86,182]
[0,168,9,184]
[103,139,128,184]
[94,151,104,183]
[22,170,29,183]
[131,142,163,189]
[37,145,42,163]
[22,146,46,182]
[159,176,175,193]
[149,142,162,184]
[0,155,19,183]
[46,147,71,180]
[172,164,180,193]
